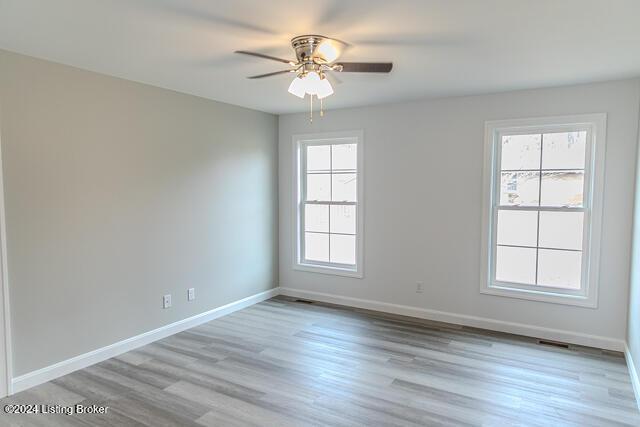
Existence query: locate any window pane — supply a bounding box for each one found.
[307,145,330,171]
[305,232,329,262]
[542,131,586,170]
[496,210,537,247]
[306,173,330,201]
[537,249,582,289]
[540,171,583,207]
[332,173,357,202]
[332,143,357,171]
[330,205,356,234]
[330,234,356,265]
[500,172,539,206]
[501,134,541,170]
[495,246,536,285]
[305,204,329,232]
[539,211,583,250]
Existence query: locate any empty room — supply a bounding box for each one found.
[1,0,640,425]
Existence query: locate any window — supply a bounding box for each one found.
[481,115,606,307]
[293,131,363,277]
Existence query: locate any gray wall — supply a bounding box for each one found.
[279,79,640,346]
[0,50,279,376]
[628,94,640,388]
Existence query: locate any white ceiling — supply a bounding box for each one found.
[1,0,639,114]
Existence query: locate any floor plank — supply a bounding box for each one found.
[1,296,638,426]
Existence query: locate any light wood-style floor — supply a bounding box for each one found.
[1,296,639,426]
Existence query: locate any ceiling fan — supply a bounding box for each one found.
[235,35,392,119]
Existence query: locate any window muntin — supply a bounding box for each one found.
[492,129,589,292]
[295,134,362,276]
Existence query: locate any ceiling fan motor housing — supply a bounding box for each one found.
[291,35,330,64]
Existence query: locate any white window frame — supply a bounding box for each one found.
[480,114,606,308]
[293,130,364,278]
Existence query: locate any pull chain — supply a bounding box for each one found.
[320,97,324,117]
[309,94,313,123]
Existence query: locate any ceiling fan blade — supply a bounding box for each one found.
[235,50,295,65]
[153,3,278,35]
[247,70,293,79]
[315,0,370,30]
[350,33,468,48]
[324,71,343,86]
[335,62,393,73]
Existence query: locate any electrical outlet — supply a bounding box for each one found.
[416,282,424,293]
[188,288,195,301]
[163,294,172,309]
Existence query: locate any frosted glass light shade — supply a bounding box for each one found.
[315,76,334,99]
[288,72,334,99]
[288,76,306,98]
[304,72,321,95]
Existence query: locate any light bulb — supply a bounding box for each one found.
[287,76,306,98]
[315,40,341,63]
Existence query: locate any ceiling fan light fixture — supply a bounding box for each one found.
[300,72,333,99]
[287,75,306,98]
[287,72,333,99]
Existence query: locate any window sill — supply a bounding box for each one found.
[293,262,363,279]
[480,283,597,308]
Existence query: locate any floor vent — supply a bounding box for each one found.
[537,339,569,349]
[294,299,314,304]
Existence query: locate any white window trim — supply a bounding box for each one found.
[480,114,606,308]
[292,130,364,278]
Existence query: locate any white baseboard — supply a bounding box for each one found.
[625,344,640,412]
[279,287,625,352]
[11,287,279,394]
